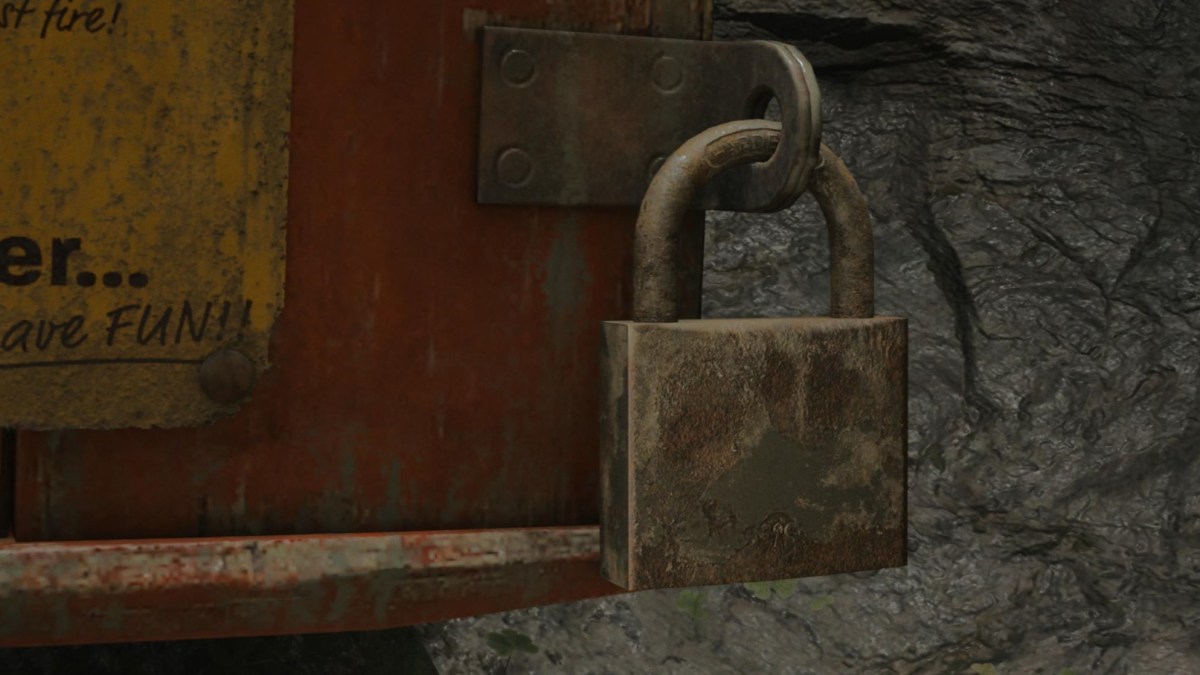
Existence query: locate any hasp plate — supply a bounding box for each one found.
[478,27,821,211]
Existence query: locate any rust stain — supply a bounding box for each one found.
[602,318,908,591]
[9,0,710,646]
[0,527,614,647]
[461,2,711,44]
[601,129,903,590]
[600,314,907,588]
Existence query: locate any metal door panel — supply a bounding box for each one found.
[14,1,709,542]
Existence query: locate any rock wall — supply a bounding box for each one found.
[424,1,1200,672]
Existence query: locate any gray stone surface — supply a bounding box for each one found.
[422,1,1200,673]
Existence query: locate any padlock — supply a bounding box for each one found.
[600,119,907,591]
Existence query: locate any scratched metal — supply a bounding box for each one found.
[601,123,906,590]
[477,28,821,210]
[10,0,708,645]
[600,317,907,590]
[0,526,610,647]
[0,1,293,429]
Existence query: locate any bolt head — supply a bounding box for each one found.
[497,147,534,188]
[651,56,684,93]
[500,49,536,86]
[199,349,257,405]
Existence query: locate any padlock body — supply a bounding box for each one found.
[600,317,907,590]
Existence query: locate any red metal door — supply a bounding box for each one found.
[1,1,710,646]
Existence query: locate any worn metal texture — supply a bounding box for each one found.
[0,431,12,538]
[2,0,709,649]
[0,526,610,647]
[604,123,904,590]
[633,121,785,322]
[427,0,1200,671]
[633,125,872,323]
[432,1,1200,671]
[808,144,875,319]
[601,317,907,590]
[0,1,292,429]
[478,28,820,210]
[15,2,707,549]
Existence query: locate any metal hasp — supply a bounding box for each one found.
[600,121,907,591]
[477,27,821,211]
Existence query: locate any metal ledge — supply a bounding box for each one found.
[0,527,611,647]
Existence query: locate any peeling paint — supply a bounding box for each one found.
[0,0,292,429]
[0,527,608,647]
[7,0,709,646]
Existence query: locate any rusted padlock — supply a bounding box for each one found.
[599,119,907,591]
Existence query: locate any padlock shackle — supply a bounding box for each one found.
[808,142,876,320]
[633,120,874,322]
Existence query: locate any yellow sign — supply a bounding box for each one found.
[0,1,293,429]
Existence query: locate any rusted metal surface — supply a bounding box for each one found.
[0,1,293,429]
[478,28,820,211]
[0,431,12,538]
[198,349,258,405]
[600,317,908,590]
[6,0,710,645]
[635,126,874,322]
[16,1,707,542]
[0,526,612,647]
[601,125,906,590]
[809,145,877,319]
[459,2,712,38]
